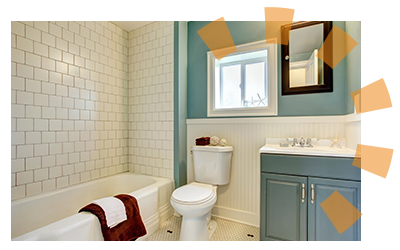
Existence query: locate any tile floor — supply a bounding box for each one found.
[145,215,260,241]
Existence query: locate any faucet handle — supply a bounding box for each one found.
[292,138,298,146]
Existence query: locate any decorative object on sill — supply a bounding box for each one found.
[220,139,227,146]
[210,136,220,146]
[257,93,266,107]
[329,134,346,148]
[249,97,256,107]
[246,93,266,107]
[195,137,210,146]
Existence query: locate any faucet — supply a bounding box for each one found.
[292,138,298,147]
[306,138,313,147]
[300,137,305,146]
[289,137,313,147]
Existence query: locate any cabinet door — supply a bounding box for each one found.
[260,173,307,241]
[308,177,361,241]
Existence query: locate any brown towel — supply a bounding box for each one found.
[196,137,210,146]
[79,194,147,241]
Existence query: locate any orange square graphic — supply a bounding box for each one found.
[317,25,358,69]
[320,191,362,234]
[353,144,393,178]
[351,78,392,114]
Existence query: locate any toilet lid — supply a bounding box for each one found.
[171,183,215,205]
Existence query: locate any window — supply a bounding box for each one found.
[207,40,278,117]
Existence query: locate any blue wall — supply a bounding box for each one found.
[187,21,352,118]
[345,21,361,114]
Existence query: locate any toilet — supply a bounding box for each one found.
[170,145,233,241]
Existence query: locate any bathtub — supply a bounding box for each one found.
[12,173,174,240]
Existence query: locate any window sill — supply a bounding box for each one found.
[207,106,278,117]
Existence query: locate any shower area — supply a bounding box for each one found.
[11,21,174,201]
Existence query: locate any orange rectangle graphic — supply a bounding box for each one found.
[197,17,237,61]
[264,7,295,45]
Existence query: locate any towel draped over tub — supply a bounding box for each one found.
[79,194,147,241]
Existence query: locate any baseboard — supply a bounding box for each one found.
[159,203,174,225]
[211,205,259,228]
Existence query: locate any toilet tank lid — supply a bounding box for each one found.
[192,145,233,152]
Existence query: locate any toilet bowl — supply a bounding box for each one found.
[170,182,217,241]
[170,145,233,241]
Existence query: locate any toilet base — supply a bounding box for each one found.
[179,213,216,241]
[207,220,217,239]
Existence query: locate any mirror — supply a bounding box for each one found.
[289,23,323,88]
[281,21,333,95]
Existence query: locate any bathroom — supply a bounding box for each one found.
[8,2,399,246]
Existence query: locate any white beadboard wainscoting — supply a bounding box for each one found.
[186,114,360,227]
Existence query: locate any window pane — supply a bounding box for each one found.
[245,62,266,107]
[221,64,241,108]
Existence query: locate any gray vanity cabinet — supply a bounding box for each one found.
[260,154,361,241]
[307,177,361,241]
[260,173,307,241]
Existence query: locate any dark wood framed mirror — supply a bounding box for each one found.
[281,21,333,95]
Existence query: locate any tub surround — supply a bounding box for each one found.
[127,21,174,180]
[11,21,175,201]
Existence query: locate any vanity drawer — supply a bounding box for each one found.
[260,154,361,181]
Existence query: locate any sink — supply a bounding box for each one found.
[259,138,356,158]
[285,146,337,152]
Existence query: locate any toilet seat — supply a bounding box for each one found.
[171,182,216,206]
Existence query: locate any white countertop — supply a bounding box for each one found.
[259,138,356,158]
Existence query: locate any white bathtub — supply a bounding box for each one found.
[12,173,174,240]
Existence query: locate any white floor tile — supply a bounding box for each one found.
[145,216,260,241]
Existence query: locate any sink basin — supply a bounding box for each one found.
[285,146,336,152]
[259,138,356,158]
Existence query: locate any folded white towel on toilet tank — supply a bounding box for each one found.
[92,197,127,228]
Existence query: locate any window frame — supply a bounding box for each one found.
[207,40,278,117]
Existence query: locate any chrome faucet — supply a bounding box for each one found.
[289,137,313,147]
[300,137,305,146]
[292,138,298,147]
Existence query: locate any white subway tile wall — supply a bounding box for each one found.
[128,22,174,179]
[11,21,132,200]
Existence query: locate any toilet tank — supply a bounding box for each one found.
[192,145,233,185]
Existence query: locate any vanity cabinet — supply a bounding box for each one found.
[260,154,361,241]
